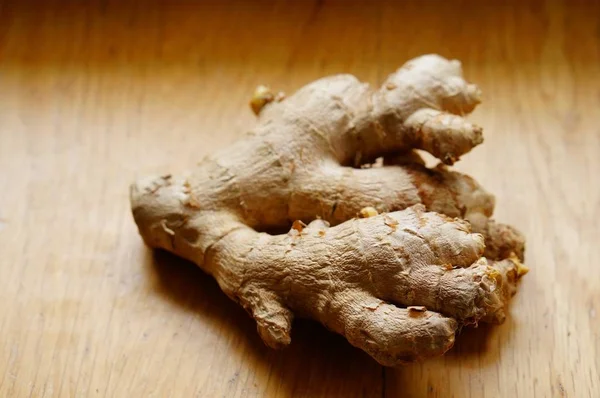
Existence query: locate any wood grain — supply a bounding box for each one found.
[0,0,598,396]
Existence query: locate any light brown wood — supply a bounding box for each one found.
[1,0,598,396]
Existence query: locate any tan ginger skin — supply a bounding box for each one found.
[130,55,527,366]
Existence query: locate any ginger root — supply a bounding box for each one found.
[130,55,526,366]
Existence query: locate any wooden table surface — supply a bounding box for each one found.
[1,0,599,396]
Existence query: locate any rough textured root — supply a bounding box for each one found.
[286,159,524,261]
[327,290,458,366]
[237,286,293,349]
[131,180,523,366]
[483,255,528,323]
[412,164,526,262]
[478,220,526,261]
[384,153,526,261]
[130,54,527,366]
[256,54,484,166]
[403,109,483,165]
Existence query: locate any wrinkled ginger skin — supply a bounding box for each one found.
[130,55,526,366]
[257,55,483,167]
